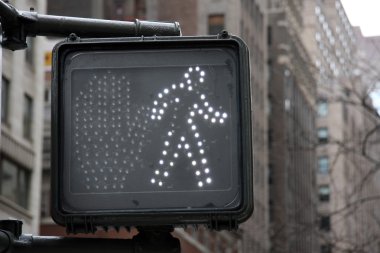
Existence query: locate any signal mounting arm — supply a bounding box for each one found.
[0,0,181,50]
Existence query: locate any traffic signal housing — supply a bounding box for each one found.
[51,34,253,233]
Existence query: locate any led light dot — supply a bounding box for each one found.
[175,98,180,103]
[174,153,178,158]
[200,149,204,154]
[193,104,198,109]
[178,144,182,149]
[190,111,195,117]
[170,162,174,166]
[159,160,164,165]
[163,103,168,108]
[194,133,200,138]
[179,83,184,88]
[196,66,200,71]
[197,141,202,147]
[192,160,196,166]
[211,118,216,123]
[164,141,169,146]
[164,172,169,177]
[199,78,204,83]
[205,168,210,173]
[200,94,205,100]
[188,118,193,124]
[222,113,228,118]
[163,150,167,156]
[198,182,203,187]
[215,111,220,117]
[181,136,185,141]
[184,73,189,78]
[191,125,197,131]
[206,178,212,184]
[158,93,163,98]
[168,131,173,136]
[219,119,224,124]
[189,67,193,72]
[188,85,192,90]
[172,84,176,89]
[155,170,160,175]
[188,152,192,158]
[151,115,156,120]
[196,170,201,176]
[159,182,163,186]
[198,109,203,114]
[184,144,190,149]
[164,88,169,94]
[157,115,162,120]
[204,114,209,120]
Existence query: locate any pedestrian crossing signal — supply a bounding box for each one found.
[51,35,253,233]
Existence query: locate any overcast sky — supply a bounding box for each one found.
[340,1,380,111]
[341,0,380,37]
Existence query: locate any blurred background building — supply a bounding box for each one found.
[0,0,46,234]
[0,0,379,253]
[267,0,317,252]
[302,1,380,252]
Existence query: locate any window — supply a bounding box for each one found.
[44,88,50,102]
[41,171,51,218]
[267,26,272,46]
[0,157,30,209]
[317,127,329,143]
[25,37,34,65]
[208,14,224,35]
[318,156,329,174]
[317,99,328,117]
[321,244,332,253]
[1,76,10,123]
[23,94,33,140]
[319,185,330,201]
[320,216,330,231]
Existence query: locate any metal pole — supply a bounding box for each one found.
[0,232,180,253]
[22,13,181,38]
[0,23,3,143]
[0,221,180,253]
[0,1,181,50]
[8,235,136,253]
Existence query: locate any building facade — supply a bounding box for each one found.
[302,1,380,252]
[0,0,46,234]
[267,1,317,252]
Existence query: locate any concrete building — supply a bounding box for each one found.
[302,1,380,252]
[267,1,317,253]
[46,0,146,21]
[350,28,380,253]
[0,0,46,234]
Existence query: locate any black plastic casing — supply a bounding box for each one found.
[51,34,253,233]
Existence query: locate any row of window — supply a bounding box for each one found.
[1,76,34,140]
[0,157,30,209]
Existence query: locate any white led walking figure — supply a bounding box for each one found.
[149,66,228,188]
